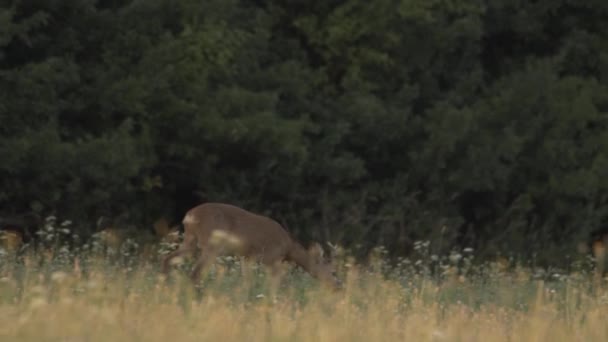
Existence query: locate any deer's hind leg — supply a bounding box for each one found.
[161,230,197,274]
[189,247,217,285]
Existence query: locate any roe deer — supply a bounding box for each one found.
[0,229,23,254]
[161,202,341,289]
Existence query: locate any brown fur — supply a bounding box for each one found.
[162,203,340,289]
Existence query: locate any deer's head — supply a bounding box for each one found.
[308,242,342,290]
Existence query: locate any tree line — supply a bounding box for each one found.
[1,0,608,266]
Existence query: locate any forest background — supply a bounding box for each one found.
[2,0,608,267]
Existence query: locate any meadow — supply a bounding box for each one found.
[0,227,607,342]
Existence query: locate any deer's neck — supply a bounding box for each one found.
[286,241,316,275]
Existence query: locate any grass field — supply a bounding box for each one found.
[0,241,607,342]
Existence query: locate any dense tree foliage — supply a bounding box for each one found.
[2,0,608,265]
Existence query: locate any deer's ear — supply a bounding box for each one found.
[308,242,324,261]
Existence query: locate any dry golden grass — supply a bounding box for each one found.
[0,252,606,342]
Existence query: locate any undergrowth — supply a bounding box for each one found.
[0,220,606,341]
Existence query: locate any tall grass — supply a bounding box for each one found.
[0,223,606,341]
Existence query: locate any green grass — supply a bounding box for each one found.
[0,241,606,341]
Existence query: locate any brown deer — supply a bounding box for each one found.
[161,202,341,289]
[0,229,23,254]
